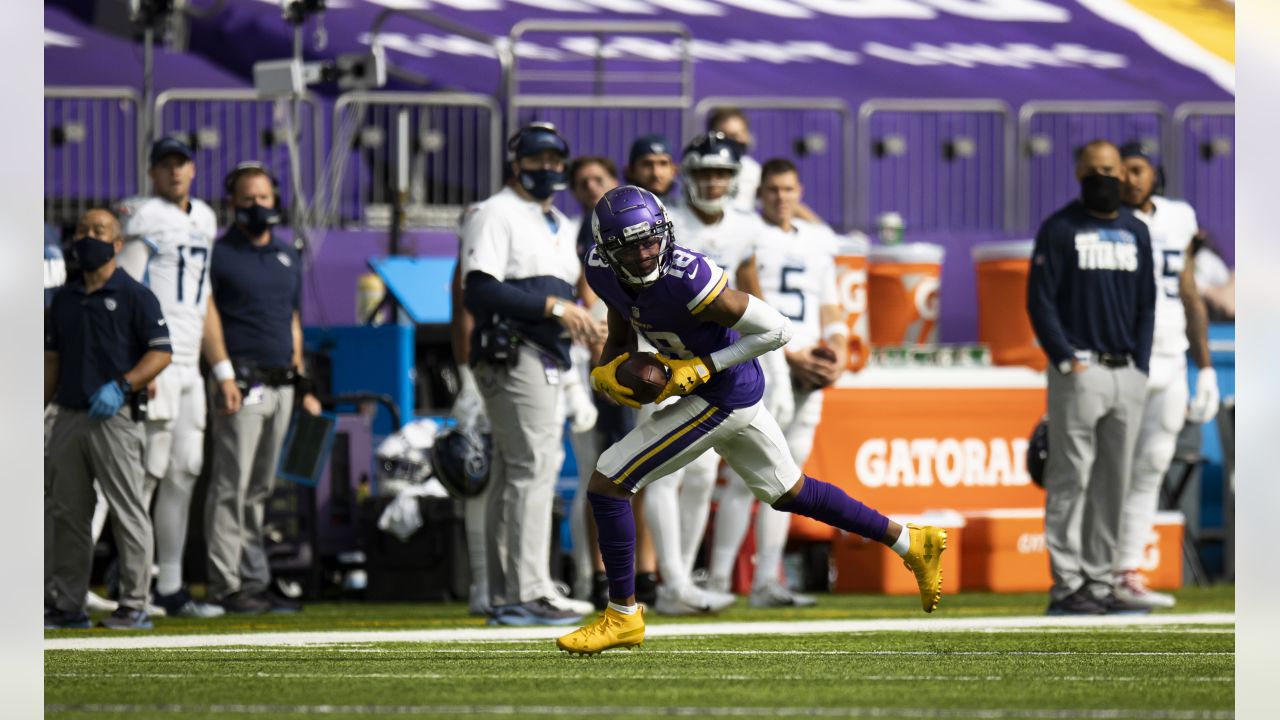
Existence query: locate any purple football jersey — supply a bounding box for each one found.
[585,243,765,410]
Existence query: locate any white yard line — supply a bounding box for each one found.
[41,702,1236,719]
[46,672,1234,683]
[45,612,1234,651]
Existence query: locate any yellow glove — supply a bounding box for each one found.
[653,355,712,404]
[590,353,641,409]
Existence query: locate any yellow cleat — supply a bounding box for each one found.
[556,606,645,656]
[902,524,947,613]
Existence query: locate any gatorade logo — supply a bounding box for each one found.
[1017,533,1046,554]
[1139,529,1162,572]
[854,437,1032,488]
[837,266,867,316]
[912,276,940,322]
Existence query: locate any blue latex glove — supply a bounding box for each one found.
[88,380,127,419]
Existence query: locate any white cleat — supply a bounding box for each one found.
[1114,570,1176,609]
[749,582,817,608]
[705,575,732,595]
[654,584,737,616]
[545,588,596,617]
[84,591,118,614]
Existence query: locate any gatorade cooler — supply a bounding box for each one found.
[972,241,1047,371]
[834,234,871,372]
[867,243,945,346]
[831,510,963,595]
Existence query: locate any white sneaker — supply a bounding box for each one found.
[655,584,736,616]
[546,587,596,616]
[144,602,168,618]
[1113,571,1175,609]
[705,575,732,595]
[749,582,817,608]
[84,591,118,614]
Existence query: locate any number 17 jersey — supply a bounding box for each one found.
[585,244,765,410]
[119,196,218,365]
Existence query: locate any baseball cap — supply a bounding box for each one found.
[1118,141,1156,165]
[509,123,569,160]
[628,134,673,167]
[149,136,194,167]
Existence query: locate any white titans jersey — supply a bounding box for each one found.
[754,219,839,350]
[460,186,580,287]
[1132,195,1197,357]
[120,196,218,364]
[731,155,762,213]
[667,204,764,288]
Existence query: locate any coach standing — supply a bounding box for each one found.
[461,122,604,625]
[45,208,172,630]
[1027,140,1156,616]
[203,163,321,614]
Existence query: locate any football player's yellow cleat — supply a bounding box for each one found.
[556,606,645,656]
[902,524,947,613]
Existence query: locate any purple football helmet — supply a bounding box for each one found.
[591,185,675,287]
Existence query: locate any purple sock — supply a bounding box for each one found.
[588,492,636,602]
[776,476,889,541]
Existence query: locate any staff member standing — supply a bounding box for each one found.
[203,163,321,614]
[1027,139,1156,616]
[461,122,605,626]
[45,208,172,630]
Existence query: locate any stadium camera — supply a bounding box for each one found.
[253,59,321,98]
[334,47,387,91]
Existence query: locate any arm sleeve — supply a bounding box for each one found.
[463,271,548,321]
[1133,225,1157,373]
[708,294,795,372]
[136,288,173,354]
[1026,220,1074,367]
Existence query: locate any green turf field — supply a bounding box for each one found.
[45,586,1235,719]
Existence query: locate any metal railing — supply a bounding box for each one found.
[154,88,324,222]
[44,87,143,226]
[330,91,503,228]
[1172,102,1234,249]
[693,97,854,231]
[858,99,1014,234]
[1017,100,1168,231]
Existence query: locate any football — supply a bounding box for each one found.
[616,353,670,405]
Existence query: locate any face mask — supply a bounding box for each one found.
[1080,174,1122,214]
[519,168,567,200]
[73,237,116,272]
[235,204,281,236]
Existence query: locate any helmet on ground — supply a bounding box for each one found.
[428,426,492,499]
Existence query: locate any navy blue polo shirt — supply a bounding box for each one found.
[1027,201,1157,373]
[210,226,301,368]
[45,268,172,410]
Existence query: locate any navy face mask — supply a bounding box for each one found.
[1080,174,1122,214]
[519,168,567,200]
[235,204,281,236]
[73,237,116,272]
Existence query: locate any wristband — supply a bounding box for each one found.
[212,360,235,383]
[821,321,849,344]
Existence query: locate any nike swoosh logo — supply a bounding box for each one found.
[687,264,698,279]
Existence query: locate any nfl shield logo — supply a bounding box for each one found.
[104,298,117,312]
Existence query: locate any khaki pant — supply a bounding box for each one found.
[1044,363,1147,602]
[47,406,153,613]
[205,385,294,600]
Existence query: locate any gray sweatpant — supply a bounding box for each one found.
[476,346,566,606]
[1044,363,1147,602]
[205,385,294,600]
[46,405,153,613]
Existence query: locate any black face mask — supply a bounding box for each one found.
[72,237,116,272]
[519,168,568,200]
[235,204,281,236]
[1080,174,1122,214]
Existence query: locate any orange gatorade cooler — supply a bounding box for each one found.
[833,234,870,372]
[867,243,945,346]
[972,241,1047,370]
[831,511,963,595]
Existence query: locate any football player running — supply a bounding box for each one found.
[706,159,848,607]
[117,137,223,618]
[557,186,946,655]
[1112,144,1218,610]
[637,132,778,616]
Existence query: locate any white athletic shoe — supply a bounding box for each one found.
[654,584,737,616]
[84,591,118,614]
[705,575,732,595]
[749,582,817,608]
[1113,570,1176,609]
[546,587,596,616]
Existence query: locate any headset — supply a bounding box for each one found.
[222,161,280,199]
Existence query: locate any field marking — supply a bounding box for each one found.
[46,671,1234,684]
[44,612,1234,651]
[42,703,1235,718]
[52,646,1235,657]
